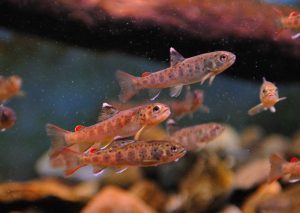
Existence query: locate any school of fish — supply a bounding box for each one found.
[0,45,285,178]
[43,47,294,177]
[43,47,237,176]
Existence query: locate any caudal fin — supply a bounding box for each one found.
[59,148,83,176]
[115,70,139,103]
[268,153,287,182]
[46,123,71,159]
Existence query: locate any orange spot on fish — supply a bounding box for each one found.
[290,157,299,163]
[142,72,151,77]
[89,148,97,154]
[75,125,85,132]
[289,11,298,18]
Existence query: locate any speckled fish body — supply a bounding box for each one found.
[46,103,171,158]
[170,123,225,151]
[0,75,22,103]
[60,139,186,176]
[116,48,236,102]
[83,140,185,167]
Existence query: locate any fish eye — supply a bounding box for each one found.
[219,54,227,62]
[170,146,177,153]
[153,105,160,112]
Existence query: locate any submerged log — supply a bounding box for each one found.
[0,0,300,82]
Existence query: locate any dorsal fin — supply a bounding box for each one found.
[98,102,118,122]
[74,125,86,132]
[142,72,151,77]
[170,47,185,66]
[106,137,135,149]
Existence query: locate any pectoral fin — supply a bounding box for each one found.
[170,85,183,97]
[201,73,213,85]
[134,125,146,140]
[248,103,264,116]
[277,97,287,102]
[208,75,216,85]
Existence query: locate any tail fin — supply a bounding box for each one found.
[46,123,71,159]
[115,70,139,103]
[248,103,264,116]
[268,153,287,182]
[60,148,83,176]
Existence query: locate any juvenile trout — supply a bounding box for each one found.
[47,103,171,158]
[116,47,236,102]
[57,139,186,176]
[170,89,209,119]
[248,77,286,116]
[169,121,225,151]
[269,153,300,183]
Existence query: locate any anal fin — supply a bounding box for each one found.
[170,85,183,97]
[113,167,128,174]
[149,88,161,101]
[292,32,300,40]
[92,165,106,176]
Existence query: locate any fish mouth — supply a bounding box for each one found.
[178,149,187,156]
[162,108,171,117]
[266,94,277,99]
[228,55,236,66]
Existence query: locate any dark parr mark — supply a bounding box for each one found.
[127,150,135,162]
[115,152,123,162]
[151,147,162,160]
[159,73,165,82]
[92,156,98,162]
[151,78,156,84]
[103,154,110,162]
[139,148,146,161]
